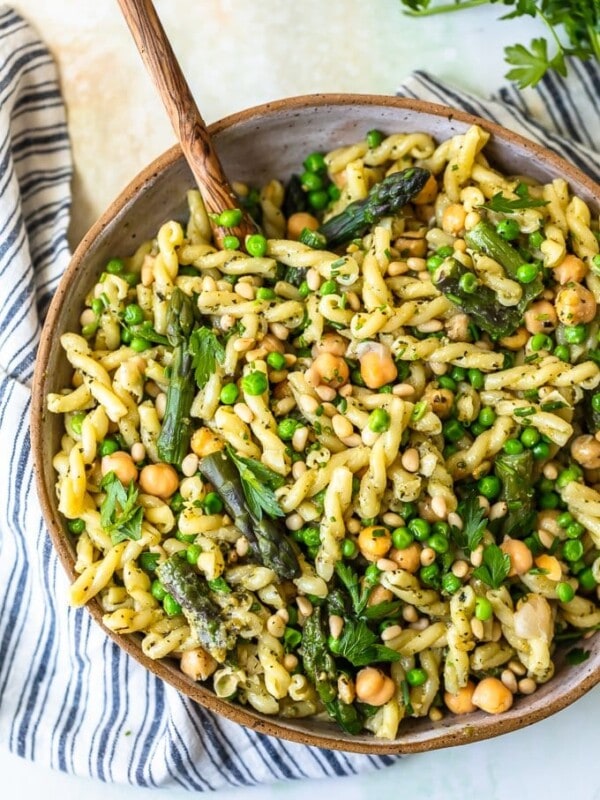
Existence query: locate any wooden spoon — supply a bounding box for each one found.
[116,0,257,246]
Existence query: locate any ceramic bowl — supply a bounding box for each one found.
[31,94,600,754]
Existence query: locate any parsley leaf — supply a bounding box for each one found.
[481,189,549,213]
[100,471,143,544]
[335,618,401,667]
[363,599,402,621]
[450,496,487,553]
[472,544,511,589]
[189,327,226,389]
[335,562,369,616]
[565,647,590,666]
[226,447,284,520]
[505,38,567,90]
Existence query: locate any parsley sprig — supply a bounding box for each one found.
[481,187,549,213]
[226,447,285,520]
[399,0,599,88]
[189,327,226,389]
[450,496,487,552]
[472,544,511,588]
[100,471,144,544]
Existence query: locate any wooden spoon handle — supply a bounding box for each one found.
[116,0,257,244]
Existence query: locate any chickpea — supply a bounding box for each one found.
[571,434,600,470]
[553,254,587,285]
[441,203,467,236]
[424,386,454,419]
[534,554,562,582]
[286,211,319,241]
[368,585,394,607]
[499,327,528,350]
[500,538,533,577]
[413,173,438,205]
[446,313,470,341]
[359,349,398,389]
[524,300,558,334]
[180,647,217,681]
[190,427,224,458]
[355,667,396,706]
[394,236,427,258]
[139,463,179,498]
[555,283,597,325]
[389,543,421,573]
[444,681,477,715]
[310,352,349,388]
[101,451,138,485]
[358,525,392,562]
[471,676,514,714]
[312,332,348,358]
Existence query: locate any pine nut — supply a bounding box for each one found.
[401,448,420,473]
[410,617,429,631]
[315,384,336,402]
[233,402,254,423]
[543,461,559,480]
[296,596,313,617]
[80,308,96,327]
[470,544,484,567]
[381,624,403,642]
[341,433,362,447]
[392,383,415,397]
[285,513,304,531]
[537,527,555,549]
[508,659,527,677]
[337,674,356,705]
[233,337,255,352]
[347,518,361,534]
[284,354,297,367]
[402,605,418,623]
[332,414,354,439]
[377,558,398,572]
[155,392,167,419]
[292,426,309,452]
[292,461,307,480]
[130,442,146,463]
[383,512,404,528]
[448,511,463,529]
[489,501,508,520]
[181,453,199,477]
[328,614,344,639]
[235,281,255,300]
[236,536,249,557]
[246,347,268,362]
[429,708,444,722]
[407,257,427,271]
[270,322,290,340]
[420,547,436,566]
[306,268,321,291]
[478,496,490,515]
[220,313,236,331]
[362,426,380,446]
[339,383,354,397]
[267,613,286,638]
[431,496,448,519]
[518,678,537,695]
[451,560,470,578]
[277,608,289,623]
[417,319,444,333]
[501,669,518,693]
[283,654,298,671]
[429,362,448,375]
[299,393,319,414]
[491,621,502,642]
[387,260,409,276]
[202,276,217,292]
[470,618,484,639]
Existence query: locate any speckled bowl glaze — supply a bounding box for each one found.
[31,95,600,754]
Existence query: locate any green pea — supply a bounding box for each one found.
[303,152,326,173]
[369,408,391,433]
[438,375,457,392]
[399,502,417,521]
[69,411,86,435]
[537,477,555,494]
[163,593,182,617]
[442,572,462,595]
[170,492,184,513]
[105,257,124,274]
[555,582,575,603]
[302,527,321,548]
[130,336,150,352]
[553,344,570,362]
[406,668,427,687]
[300,171,324,191]
[530,333,553,352]
[328,184,341,201]
[91,298,104,316]
[277,418,300,440]
[256,287,276,301]
[122,271,140,287]
[566,522,585,539]
[562,539,584,562]
[437,246,454,258]
[81,322,98,338]
[151,580,167,602]
[577,567,596,591]
[202,492,223,515]
[477,475,501,500]
[284,627,302,649]
[467,368,484,390]
[219,383,239,405]
[139,552,159,573]
[531,441,551,460]
[428,533,449,554]
[319,279,338,296]
[364,564,381,585]
[520,426,540,448]
[67,518,85,534]
[123,303,144,325]
[591,393,600,413]
[528,230,545,249]
[432,521,450,538]
[556,465,582,489]
[516,263,540,284]
[478,407,496,428]
[392,527,414,550]
[443,419,465,443]
[266,351,286,370]
[120,328,132,345]
[503,438,524,455]
[426,255,444,272]
[419,563,440,587]
[539,492,559,509]
[242,370,268,396]
[470,422,486,437]
[475,596,493,621]
[408,518,431,542]
[175,530,196,543]
[341,538,358,558]
[187,544,202,565]
[556,512,574,529]
[99,438,119,457]
[217,208,243,227]
[222,235,240,250]
[563,324,587,344]
[496,219,520,241]
[308,189,329,210]
[458,272,478,293]
[245,233,268,258]
[298,281,310,298]
[450,366,467,382]
[366,129,384,148]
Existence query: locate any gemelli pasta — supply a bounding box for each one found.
[49,124,600,738]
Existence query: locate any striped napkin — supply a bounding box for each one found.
[0,4,598,791]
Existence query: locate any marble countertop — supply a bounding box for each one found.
[5,1,599,798]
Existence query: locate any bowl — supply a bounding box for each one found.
[31,94,600,754]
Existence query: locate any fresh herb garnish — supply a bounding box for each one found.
[401,679,414,715]
[208,577,232,594]
[334,618,401,667]
[189,327,226,389]
[450,496,487,552]
[565,647,590,665]
[226,447,285,520]
[481,190,549,214]
[472,544,511,589]
[100,471,144,544]
[399,1,599,88]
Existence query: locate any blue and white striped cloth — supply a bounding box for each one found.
[0,4,598,790]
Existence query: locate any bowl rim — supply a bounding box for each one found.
[31,92,600,754]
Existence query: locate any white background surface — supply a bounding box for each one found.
[4,1,599,798]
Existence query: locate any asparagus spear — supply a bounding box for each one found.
[312,167,430,249]
[198,450,301,580]
[156,289,196,465]
[301,607,363,734]
[493,451,536,539]
[156,556,235,662]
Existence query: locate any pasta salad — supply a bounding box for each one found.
[48,124,600,738]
